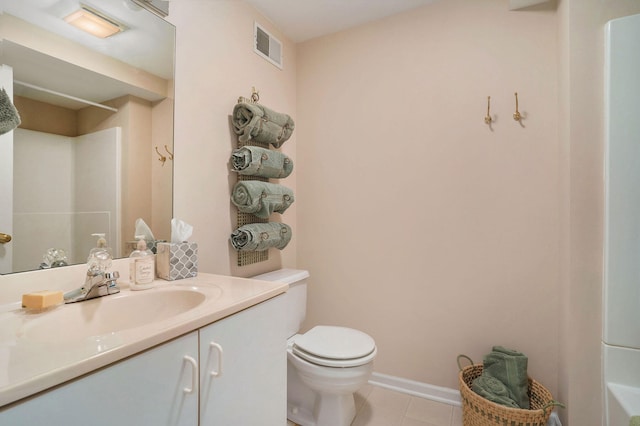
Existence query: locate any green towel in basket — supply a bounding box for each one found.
[483,346,529,409]
[230,222,291,251]
[471,375,520,409]
[231,181,294,219]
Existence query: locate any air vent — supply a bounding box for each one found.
[254,22,283,69]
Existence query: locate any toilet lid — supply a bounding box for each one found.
[292,326,376,367]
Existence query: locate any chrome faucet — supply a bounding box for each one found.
[64,270,120,304]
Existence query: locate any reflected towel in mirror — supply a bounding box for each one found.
[0,88,21,135]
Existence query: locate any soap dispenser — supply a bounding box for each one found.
[87,233,113,273]
[129,235,155,290]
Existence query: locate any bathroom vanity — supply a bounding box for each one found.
[0,272,288,425]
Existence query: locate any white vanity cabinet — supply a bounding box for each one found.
[0,331,200,426]
[200,293,287,425]
[0,294,287,425]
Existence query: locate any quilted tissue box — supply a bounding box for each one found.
[156,242,198,281]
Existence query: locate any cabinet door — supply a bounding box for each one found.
[200,295,287,425]
[0,331,199,426]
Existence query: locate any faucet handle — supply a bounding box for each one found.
[105,271,120,280]
[104,271,121,295]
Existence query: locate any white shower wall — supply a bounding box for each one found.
[12,128,121,272]
[603,12,640,426]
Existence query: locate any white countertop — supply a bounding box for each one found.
[0,273,288,407]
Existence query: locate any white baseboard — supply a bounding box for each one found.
[368,372,462,407]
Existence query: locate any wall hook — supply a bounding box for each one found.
[484,96,493,125]
[164,145,174,160]
[155,146,167,166]
[250,86,260,103]
[513,92,522,122]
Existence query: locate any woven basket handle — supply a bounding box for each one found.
[542,400,566,416]
[457,354,474,371]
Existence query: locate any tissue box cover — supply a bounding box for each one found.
[157,242,198,281]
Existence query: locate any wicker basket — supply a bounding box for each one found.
[458,362,555,426]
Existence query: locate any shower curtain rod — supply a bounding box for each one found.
[13,80,119,113]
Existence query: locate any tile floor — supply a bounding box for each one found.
[287,383,463,426]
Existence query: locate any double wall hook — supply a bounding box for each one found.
[484,96,493,125]
[164,145,174,160]
[155,146,167,166]
[513,92,522,122]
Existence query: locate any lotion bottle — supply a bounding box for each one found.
[129,235,155,290]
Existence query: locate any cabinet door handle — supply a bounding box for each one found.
[183,355,198,394]
[209,342,224,378]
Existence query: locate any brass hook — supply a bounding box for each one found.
[513,92,521,121]
[155,146,167,166]
[164,145,174,160]
[484,96,493,125]
[250,86,260,103]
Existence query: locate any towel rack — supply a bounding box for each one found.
[235,87,268,266]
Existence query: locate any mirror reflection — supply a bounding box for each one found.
[0,0,175,274]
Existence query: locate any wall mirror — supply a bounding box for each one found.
[0,0,175,274]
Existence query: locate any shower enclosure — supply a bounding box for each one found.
[603,12,640,426]
[11,127,121,272]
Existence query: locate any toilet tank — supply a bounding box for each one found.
[251,269,310,338]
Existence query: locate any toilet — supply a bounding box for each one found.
[252,269,377,426]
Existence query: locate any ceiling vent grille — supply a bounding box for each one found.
[254,22,283,69]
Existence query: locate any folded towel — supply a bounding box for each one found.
[232,102,294,148]
[471,375,520,409]
[0,87,21,135]
[231,181,294,219]
[230,222,292,251]
[631,416,640,426]
[483,346,529,409]
[231,146,293,179]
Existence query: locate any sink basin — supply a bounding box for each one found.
[22,287,215,343]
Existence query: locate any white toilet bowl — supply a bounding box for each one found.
[286,326,377,426]
[250,269,377,426]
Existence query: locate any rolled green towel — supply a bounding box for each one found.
[230,222,292,251]
[483,346,529,409]
[631,416,640,426]
[0,88,21,135]
[231,146,293,179]
[232,102,295,148]
[471,375,520,409]
[231,181,294,219]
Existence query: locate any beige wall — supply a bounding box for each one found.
[558,0,640,424]
[168,0,297,276]
[296,0,559,392]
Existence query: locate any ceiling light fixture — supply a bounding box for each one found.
[64,5,125,38]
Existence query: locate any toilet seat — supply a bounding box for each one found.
[292,326,377,367]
